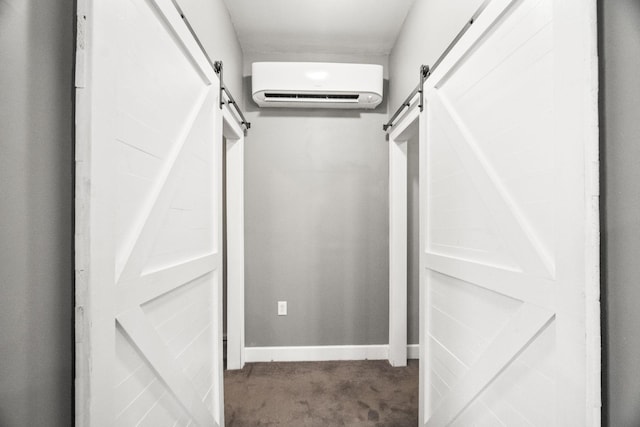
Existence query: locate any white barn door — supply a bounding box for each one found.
[419,0,599,426]
[75,0,225,425]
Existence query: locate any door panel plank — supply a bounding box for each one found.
[426,305,554,426]
[428,90,553,279]
[425,253,553,308]
[117,91,212,283]
[117,255,218,313]
[147,0,213,83]
[117,307,215,426]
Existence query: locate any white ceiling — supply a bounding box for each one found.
[222,0,416,55]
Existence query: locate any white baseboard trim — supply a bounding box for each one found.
[407,344,419,359]
[244,344,420,363]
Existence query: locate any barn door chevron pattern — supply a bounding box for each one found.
[424,88,556,426]
[419,0,598,425]
[76,0,224,424]
[114,91,219,427]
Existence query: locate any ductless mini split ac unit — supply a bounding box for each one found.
[251,62,383,109]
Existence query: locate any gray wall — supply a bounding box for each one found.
[0,0,75,425]
[243,53,392,347]
[407,136,419,344]
[389,0,485,345]
[600,1,640,425]
[241,0,489,348]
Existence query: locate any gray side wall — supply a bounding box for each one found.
[406,136,419,344]
[243,53,391,347]
[0,0,75,425]
[389,0,485,345]
[600,1,640,425]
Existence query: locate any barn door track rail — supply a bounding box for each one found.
[214,61,251,135]
[382,0,490,132]
[383,64,429,132]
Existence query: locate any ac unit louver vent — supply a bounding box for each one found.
[264,93,360,103]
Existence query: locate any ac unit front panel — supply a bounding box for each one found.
[252,62,383,109]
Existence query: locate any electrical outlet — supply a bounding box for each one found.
[277,301,287,316]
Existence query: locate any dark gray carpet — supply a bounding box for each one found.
[224,359,419,427]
